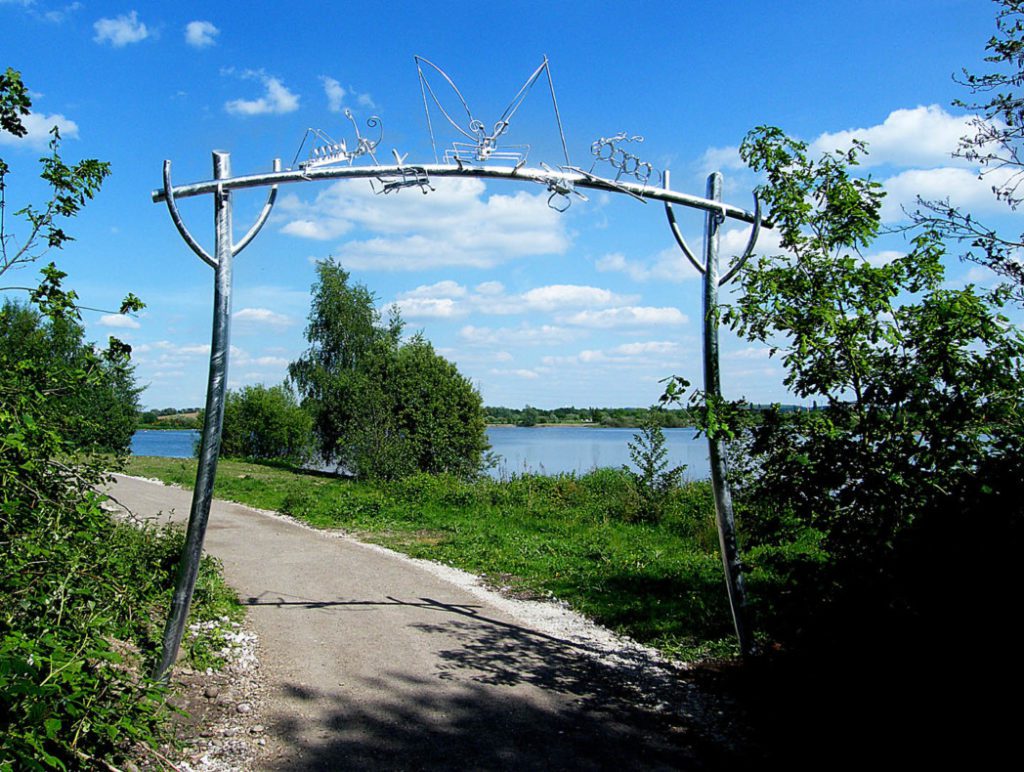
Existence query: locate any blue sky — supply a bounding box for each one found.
[2,0,1020,410]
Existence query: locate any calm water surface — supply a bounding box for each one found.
[131,426,711,480]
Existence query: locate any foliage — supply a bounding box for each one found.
[911,0,1024,302]
[715,126,1024,646]
[624,413,685,523]
[127,455,733,660]
[483,404,695,428]
[208,382,312,463]
[1,300,141,453]
[290,258,488,479]
[1,68,236,769]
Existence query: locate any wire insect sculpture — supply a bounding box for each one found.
[415,55,571,167]
[562,132,660,204]
[371,149,435,196]
[415,55,587,211]
[292,108,383,170]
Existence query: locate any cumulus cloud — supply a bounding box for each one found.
[93,10,149,47]
[880,165,1022,222]
[0,111,78,149]
[279,178,570,270]
[97,313,140,329]
[810,105,975,169]
[225,70,299,116]
[321,76,346,112]
[233,307,292,328]
[459,323,583,347]
[391,280,631,319]
[185,20,219,48]
[393,297,464,319]
[489,368,539,379]
[542,340,683,368]
[559,306,688,329]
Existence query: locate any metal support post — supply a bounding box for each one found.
[154,151,235,680]
[702,172,755,659]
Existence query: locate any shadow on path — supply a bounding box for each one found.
[253,595,749,771]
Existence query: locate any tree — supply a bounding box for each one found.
[625,413,685,523]
[213,382,313,463]
[1,69,168,769]
[289,258,488,479]
[912,1,1024,302]
[0,301,141,453]
[701,126,1024,648]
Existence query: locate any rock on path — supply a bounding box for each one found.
[108,474,744,770]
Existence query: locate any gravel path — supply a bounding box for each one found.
[108,474,747,770]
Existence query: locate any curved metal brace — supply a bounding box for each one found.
[233,159,281,256]
[163,160,216,268]
[718,193,761,287]
[663,171,704,275]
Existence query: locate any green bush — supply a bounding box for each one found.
[214,382,313,463]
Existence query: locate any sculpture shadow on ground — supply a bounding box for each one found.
[245,594,749,771]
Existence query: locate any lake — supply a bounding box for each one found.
[131,426,711,480]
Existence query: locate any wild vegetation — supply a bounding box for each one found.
[1,68,241,769]
[127,454,737,660]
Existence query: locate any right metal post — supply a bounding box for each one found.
[702,172,755,658]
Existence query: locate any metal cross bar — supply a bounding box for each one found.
[151,163,761,225]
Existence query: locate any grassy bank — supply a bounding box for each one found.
[126,456,737,660]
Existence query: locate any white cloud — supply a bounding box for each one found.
[810,105,975,169]
[398,280,467,299]
[459,323,583,347]
[185,20,219,48]
[864,250,905,267]
[699,145,745,172]
[560,306,688,329]
[610,341,680,356]
[391,281,629,318]
[225,71,299,116]
[0,111,78,149]
[489,368,539,379]
[280,178,569,270]
[394,297,465,319]
[879,166,1011,222]
[475,281,504,295]
[93,10,149,47]
[279,214,352,240]
[233,307,292,327]
[97,313,140,329]
[321,76,346,112]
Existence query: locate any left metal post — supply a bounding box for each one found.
[155,151,234,680]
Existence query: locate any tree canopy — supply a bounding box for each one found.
[669,126,1024,652]
[289,258,488,479]
[213,382,312,463]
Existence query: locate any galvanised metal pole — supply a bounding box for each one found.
[702,171,755,659]
[154,151,234,680]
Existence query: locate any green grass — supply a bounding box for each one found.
[125,456,737,660]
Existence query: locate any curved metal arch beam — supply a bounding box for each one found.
[663,170,705,275]
[718,193,762,287]
[163,160,216,268]
[151,163,762,225]
[233,159,281,256]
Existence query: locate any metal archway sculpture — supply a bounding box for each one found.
[150,58,764,679]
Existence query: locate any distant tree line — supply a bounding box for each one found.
[482,403,820,428]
